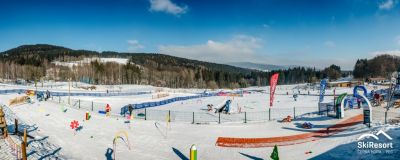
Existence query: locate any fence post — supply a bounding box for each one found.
[192,112,195,124]
[168,110,171,122]
[59,96,61,103]
[318,103,321,115]
[269,108,271,121]
[78,99,81,109]
[21,142,27,160]
[326,106,329,116]
[218,112,221,124]
[244,112,247,123]
[14,119,18,134]
[91,101,94,111]
[145,108,147,120]
[385,111,387,124]
[293,107,296,119]
[24,128,27,146]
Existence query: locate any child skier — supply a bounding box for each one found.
[105,104,111,117]
[357,98,361,109]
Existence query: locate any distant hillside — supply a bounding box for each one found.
[0,44,326,88]
[0,44,251,74]
[227,62,296,72]
[0,44,98,66]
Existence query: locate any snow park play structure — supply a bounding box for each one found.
[25,90,35,96]
[190,144,197,160]
[215,100,231,114]
[8,96,30,106]
[333,86,372,126]
[217,91,243,97]
[216,114,364,148]
[119,93,216,115]
[113,131,131,160]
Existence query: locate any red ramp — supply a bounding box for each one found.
[216,114,363,148]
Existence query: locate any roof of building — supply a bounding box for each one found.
[328,81,351,84]
[369,77,386,81]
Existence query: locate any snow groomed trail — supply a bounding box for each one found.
[216,114,363,148]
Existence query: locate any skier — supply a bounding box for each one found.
[45,90,50,101]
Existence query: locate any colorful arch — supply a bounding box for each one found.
[337,86,372,123]
[337,93,347,118]
[353,85,367,97]
[113,131,131,159]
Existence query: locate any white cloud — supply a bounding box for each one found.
[378,0,396,10]
[262,24,270,28]
[324,41,336,47]
[149,0,187,15]
[158,35,264,63]
[127,40,144,51]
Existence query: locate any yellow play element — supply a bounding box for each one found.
[113,131,131,159]
[25,90,35,96]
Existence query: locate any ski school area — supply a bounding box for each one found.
[0,80,399,160]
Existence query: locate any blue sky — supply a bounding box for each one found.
[1,0,400,69]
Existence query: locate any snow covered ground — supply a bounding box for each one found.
[52,58,130,68]
[0,83,398,160]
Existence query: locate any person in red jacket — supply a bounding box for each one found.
[105,104,111,116]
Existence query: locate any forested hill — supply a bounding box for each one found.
[353,54,400,79]
[0,44,252,74]
[0,44,329,88]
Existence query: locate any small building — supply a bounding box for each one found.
[328,80,363,88]
[368,77,387,84]
[328,81,352,87]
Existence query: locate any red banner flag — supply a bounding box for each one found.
[270,73,279,107]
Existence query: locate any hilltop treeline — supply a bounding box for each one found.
[0,44,339,88]
[353,54,400,79]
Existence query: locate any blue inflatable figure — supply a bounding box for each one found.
[224,100,231,113]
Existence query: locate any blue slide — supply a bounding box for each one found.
[216,100,232,113]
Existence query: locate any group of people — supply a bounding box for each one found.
[36,90,51,101]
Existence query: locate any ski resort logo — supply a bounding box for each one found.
[357,130,392,141]
[357,130,395,154]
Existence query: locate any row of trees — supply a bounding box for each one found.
[0,58,341,89]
